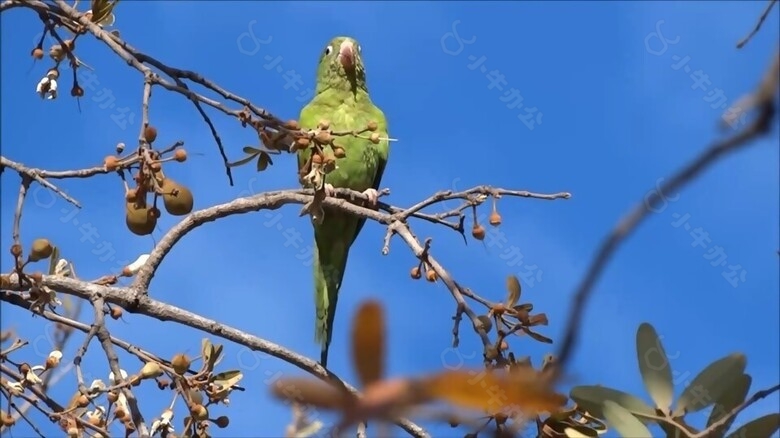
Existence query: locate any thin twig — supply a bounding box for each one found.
[553,48,779,373]
[736,0,778,49]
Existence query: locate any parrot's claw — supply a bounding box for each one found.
[362,188,379,207]
[323,183,336,197]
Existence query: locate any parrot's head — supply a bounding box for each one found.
[315,36,367,94]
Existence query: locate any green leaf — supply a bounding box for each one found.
[706,373,751,434]
[725,413,780,438]
[603,400,653,438]
[635,322,674,413]
[242,146,261,155]
[564,426,599,438]
[257,151,272,171]
[672,353,747,417]
[570,385,656,421]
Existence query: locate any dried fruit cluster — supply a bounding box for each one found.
[295,119,382,191]
[102,127,194,236]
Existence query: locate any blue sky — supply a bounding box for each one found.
[1,1,778,437]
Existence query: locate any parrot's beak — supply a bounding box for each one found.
[338,40,355,72]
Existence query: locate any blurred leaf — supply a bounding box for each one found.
[257,151,272,171]
[212,370,243,387]
[525,329,553,344]
[270,377,351,410]
[724,413,780,438]
[47,246,60,275]
[351,300,384,388]
[570,385,655,421]
[243,146,261,155]
[513,303,533,313]
[635,323,674,413]
[706,373,751,434]
[90,0,119,25]
[564,426,599,438]
[672,353,747,417]
[603,400,653,438]
[425,368,567,415]
[505,275,521,307]
[227,154,258,168]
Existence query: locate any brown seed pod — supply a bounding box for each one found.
[76,394,89,408]
[191,404,209,422]
[125,202,157,236]
[110,306,123,320]
[366,120,378,131]
[472,224,485,240]
[48,45,64,62]
[315,130,332,144]
[107,391,119,404]
[71,85,84,97]
[160,178,194,216]
[410,266,421,280]
[171,353,190,375]
[295,137,310,149]
[284,120,299,130]
[489,211,502,226]
[369,133,381,144]
[143,126,158,143]
[214,416,230,428]
[173,148,187,162]
[317,120,330,130]
[63,39,75,51]
[311,153,323,165]
[425,268,438,282]
[1,413,14,427]
[104,155,119,171]
[31,47,44,59]
[29,239,53,262]
[10,244,22,258]
[332,146,346,158]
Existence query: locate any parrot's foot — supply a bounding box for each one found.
[323,183,336,197]
[362,188,380,207]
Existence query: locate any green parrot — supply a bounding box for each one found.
[296,36,390,368]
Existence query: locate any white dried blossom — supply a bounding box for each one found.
[35,76,58,100]
[124,254,150,276]
[5,380,24,396]
[23,368,43,385]
[46,350,63,368]
[108,369,128,384]
[87,406,106,419]
[89,379,106,392]
[150,409,175,436]
[54,258,73,277]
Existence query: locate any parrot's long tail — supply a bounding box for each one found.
[313,238,350,369]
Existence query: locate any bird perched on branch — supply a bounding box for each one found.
[296,36,390,368]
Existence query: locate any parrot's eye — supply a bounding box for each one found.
[324,45,333,56]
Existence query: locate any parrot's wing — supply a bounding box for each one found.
[352,105,389,245]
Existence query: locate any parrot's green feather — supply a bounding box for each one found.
[296,36,390,368]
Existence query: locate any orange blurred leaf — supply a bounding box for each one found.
[505,275,522,307]
[351,300,385,388]
[423,368,567,416]
[270,377,353,410]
